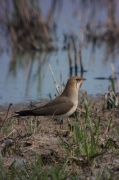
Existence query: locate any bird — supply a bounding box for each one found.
[15,76,86,121]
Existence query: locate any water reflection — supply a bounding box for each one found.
[3,51,53,104]
[0,45,118,105]
[0,0,119,104]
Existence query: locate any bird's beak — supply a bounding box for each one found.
[81,78,86,82]
[76,77,86,90]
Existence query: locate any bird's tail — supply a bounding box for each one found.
[14,110,35,117]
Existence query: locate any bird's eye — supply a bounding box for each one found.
[76,78,80,82]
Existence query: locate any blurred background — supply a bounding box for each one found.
[0,0,119,105]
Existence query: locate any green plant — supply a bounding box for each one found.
[110,78,115,93]
[84,98,89,124]
[60,99,112,165]
[3,118,15,135]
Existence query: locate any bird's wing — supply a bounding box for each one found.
[32,96,73,116]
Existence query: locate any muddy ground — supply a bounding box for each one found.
[0,94,119,179]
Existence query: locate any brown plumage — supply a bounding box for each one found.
[15,76,86,119]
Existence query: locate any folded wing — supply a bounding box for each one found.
[15,96,73,116]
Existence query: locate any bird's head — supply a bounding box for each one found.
[61,76,86,100]
[66,76,86,91]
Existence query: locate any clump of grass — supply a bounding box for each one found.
[60,99,114,166]
[0,156,70,180]
[2,118,15,136]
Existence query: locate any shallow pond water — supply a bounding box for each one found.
[0,46,119,105]
[0,0,119,105]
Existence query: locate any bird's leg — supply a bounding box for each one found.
[67,118,70,128]
[60,118,63,129]
[67,118,74,131]
[67,118,71,130]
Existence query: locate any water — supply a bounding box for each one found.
[0,0,119,105]
[0,45,118,105]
